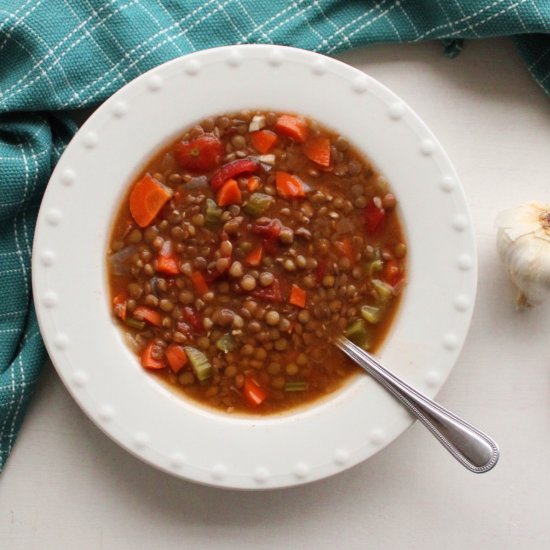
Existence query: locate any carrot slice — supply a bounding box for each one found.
[113,292,127,321]
[250,130,278,153]
[304,137,331,167]
[216,178,242,206]
[245,245,263,266]
[191,271,209,295]
[289,284,307,308]
[133,306,163,327]
[275,171,305,198]
[129,174,173,228]
[243,377,267,406]
[334,238,355,264]
[157,255,179,275]
[246,175,261,193]
[274,115,308,143]
[141,341,165,370]
[165,344,188,373]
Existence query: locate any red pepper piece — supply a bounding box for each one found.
[253,278,283,303]
[316,259,327,284]
[182,307,203,332]
[251,218,282,239]
[210,159,260,191]
[364,200,386,234]
[174,134,223,172]
[176,321,193,339]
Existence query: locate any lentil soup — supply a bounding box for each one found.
[107,110,407,414]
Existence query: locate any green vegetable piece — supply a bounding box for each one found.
[372,279,393,303]
[367,259,384,276]
[216,333,237,353]
[361,305,382,324]
[204,198,222,225]
[344,318,368,345]
[284,381,309,392]
[243,193,274,217]
[125,318,146,330]
[184,346,212,382]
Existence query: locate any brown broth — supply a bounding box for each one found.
[107,110,406,414]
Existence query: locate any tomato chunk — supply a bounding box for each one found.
[364,200,386,233]
[174,134,223,172]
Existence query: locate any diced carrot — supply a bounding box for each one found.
[165,344,188,373]
[245,245,263,266]
[250,130,278,153]
[129,174,173,228]
[157,255,179,275]
[246,175,261,192]
[289,284,307,308]
[216,178,242,206]
[243,377,267,406]
[275,171,305,198]
[303,137,331,167]
[140,341,165,370]
[156,241,179,275]
[274,115,308,143]
[335,238,355,264]
[113,292,127,321]
[211,159,260,191]
[191,271,209,295]
[384,259,402,286]
[133,306,163,327]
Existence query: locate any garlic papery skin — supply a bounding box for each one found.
[496,202,550,308]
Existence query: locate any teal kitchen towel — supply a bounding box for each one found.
[1,0,549,470]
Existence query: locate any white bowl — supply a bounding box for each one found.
[32,45,476,489]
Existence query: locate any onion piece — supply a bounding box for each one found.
[185,175,208,189]
[108,245,138,276]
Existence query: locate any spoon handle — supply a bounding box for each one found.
[335,338,499,473]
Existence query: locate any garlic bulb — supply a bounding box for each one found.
[496,202,550,308]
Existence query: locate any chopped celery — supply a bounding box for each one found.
[361,305,383,324]
[367,259,383,276]
[243,193,274,217]
[372,279,393,303]
[344,318,368,345]
[216,333,237,353]
[284,381,308,392]
[125,318,145,330]
[184,346,212,382]
[204,198,222,225]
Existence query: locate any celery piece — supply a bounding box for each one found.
[361,305,383,324]
[367,259,384,276]
[184,346,212,382]
[204,198,222,225]
[344,318,368,345]
[284,381,308,392]
[216,333,237,353]
[243,193,274,217]
[125,318,145,330]
[372,279,393,303]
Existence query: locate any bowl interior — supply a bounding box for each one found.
[33,45,476,489]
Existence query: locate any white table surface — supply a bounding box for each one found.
[2,37,549,550]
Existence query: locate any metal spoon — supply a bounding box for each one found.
[335,337,499,473]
